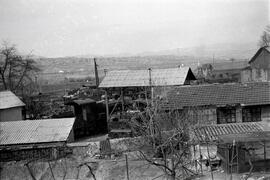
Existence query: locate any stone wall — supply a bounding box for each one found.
[0,146,71,162]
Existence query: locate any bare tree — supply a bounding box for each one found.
[0,41,40,94]
[128,96,200,180]
[259,25,270,47]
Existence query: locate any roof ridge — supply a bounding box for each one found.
[174,81,270,89]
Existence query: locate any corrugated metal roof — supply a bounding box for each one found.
[0,118,75,146]
[99,67,196,88]
[194,122,266,143]
[161,82,270,110]
[218,132,270,143]
[0,91,25,109]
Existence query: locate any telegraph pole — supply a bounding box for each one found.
[94,58,99,87]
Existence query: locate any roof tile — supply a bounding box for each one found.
[161,82,270,110]
[194,122,265,142]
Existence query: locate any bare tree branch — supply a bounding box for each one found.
[0,41,40,94]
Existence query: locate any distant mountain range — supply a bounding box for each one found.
[63,42,258,60]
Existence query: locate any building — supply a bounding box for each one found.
[241,46,270,83]
[0,118,75,161]
[99,67,196,137]
[0,91,25,122]
[195,121,270,173]
[197,61,248,83]
[65,98,108,139]
[161,82,270,173]
[161,82,270,125]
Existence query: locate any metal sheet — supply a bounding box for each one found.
[0,118,75,145]
[0,91,25,110]
[99,67,193,88]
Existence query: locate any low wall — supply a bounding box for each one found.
[0,146,71,162]
[67,137,138,157]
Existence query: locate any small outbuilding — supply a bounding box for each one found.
[195,121,270,173]
[98,67,197,123]
[65,98,108,139]
[241,46,270,83]
[0,91,25,122]
[0,118,75,161]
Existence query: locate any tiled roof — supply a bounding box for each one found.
[0,118,75,146]
[0,91,25,109]
[161,82,270,110]
[194,122,266,142]
[99,67,196,88]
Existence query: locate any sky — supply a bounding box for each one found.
[0,0,269,57]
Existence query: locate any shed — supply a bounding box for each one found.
[0,91,25,122]
[241,46,270,83]
[66,98,108,139]
[194,122,270,173]
[98,67,196,124]
[0,118,75,161]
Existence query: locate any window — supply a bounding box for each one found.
[242,106,261,122]
[217,108,236,124]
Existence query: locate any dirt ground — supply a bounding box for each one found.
[1,134,270,180]
[1,154,270,180]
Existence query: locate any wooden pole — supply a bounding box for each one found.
[236,143,239,173]
[105,89,110,123]
[125,154,130,180]
[148,68,154,106]
[121,88,124,112]
[193,144,198,173]
[199,145,203,174]
[206,142,214,180]
[94,58,99,87]
[230,140,235,180]
[264,140,266,172]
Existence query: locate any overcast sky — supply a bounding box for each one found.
[0,0,269,57]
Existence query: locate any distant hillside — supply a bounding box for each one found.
[35,55,215,76]
[138,42,258,60]
[33,42,257,84]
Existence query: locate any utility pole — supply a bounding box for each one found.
[94,58,99,87]
[148,68,153,105]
